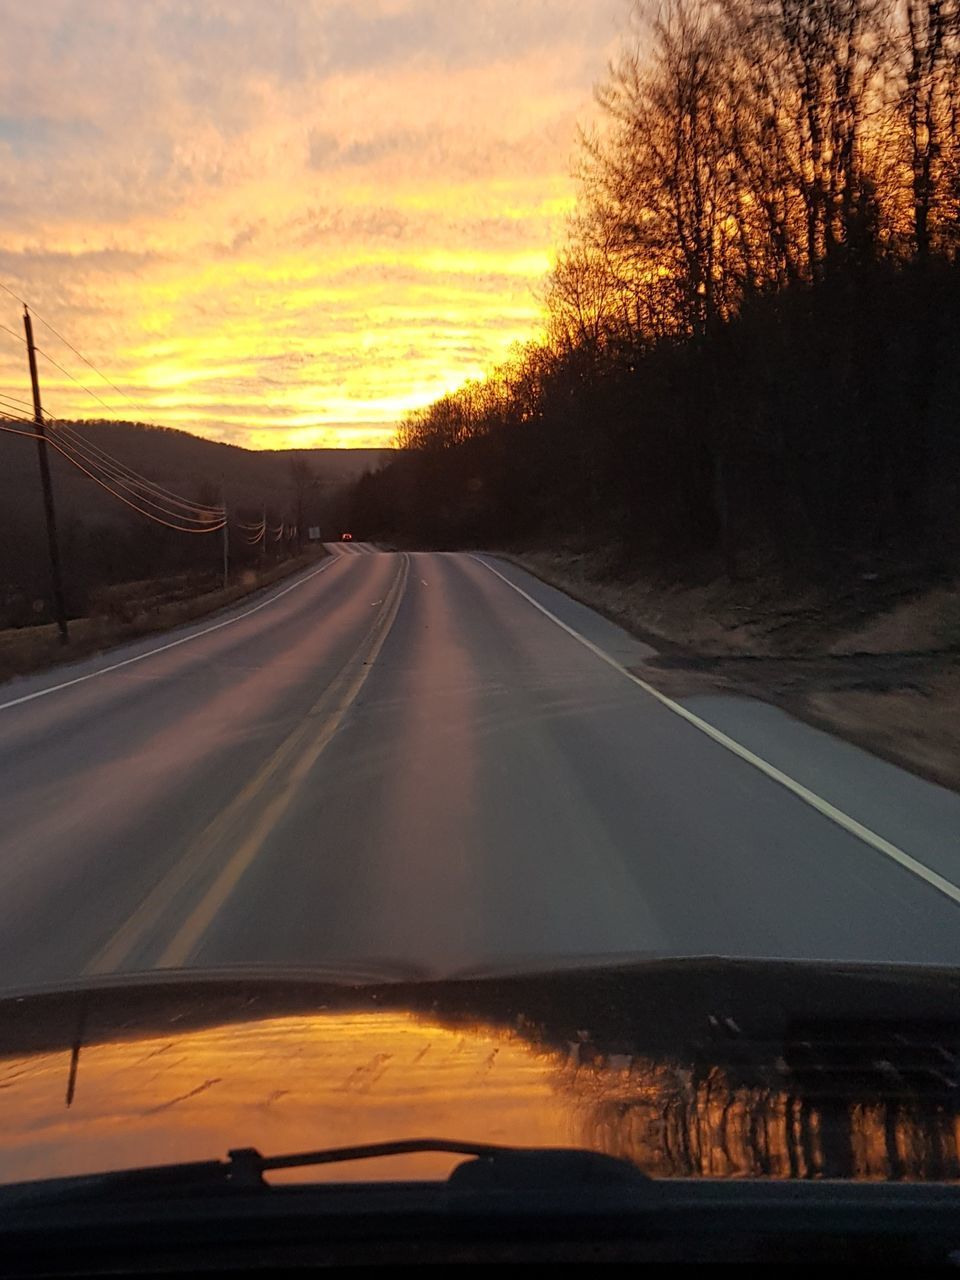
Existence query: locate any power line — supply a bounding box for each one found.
[0,395,36,418]
[51,430,224,524]
[36,312,147,419]
[1,283,227,537]
[48,434,226,533]
[49,429,225,526]
[0,319,27,346]
[2,409,225,531]
[3,284,235,527]
[0,405,44,429]
[35,346,122,417]
[0,420,42,441]
[48,417,224,517]
[35,350,226,517]
[59,417,225,513]
[0,279,150,420]
[0,390,35,410]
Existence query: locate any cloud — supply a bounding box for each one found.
[0,0,628,447]
[0,248,167,275]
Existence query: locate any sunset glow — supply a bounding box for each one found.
[0,0,625,448]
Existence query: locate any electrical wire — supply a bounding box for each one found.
[49,429,224,526]
[49,418,224,519]
[0,319,26,346]
[1,282,156,430]
[0,398,36,422]
[0,413,225,533]
[0,279,151,421]
[0,282,225,535]
[36,346,128,418]
[2,284,230,523]
[0,420,42,441]
[47,434,226,533]
[35,317,145,416]
[47,417,224,518]
[33,341,226,516]
[0,391,35,411]
[3,288,122,418]
[0,406,42,427]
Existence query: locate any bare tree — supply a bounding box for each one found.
[580,2,739,337]
[894,0,960,259]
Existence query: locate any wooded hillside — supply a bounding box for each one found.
[351,0,960,589]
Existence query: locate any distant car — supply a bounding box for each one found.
[341,532,353,541]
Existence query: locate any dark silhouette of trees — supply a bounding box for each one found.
[289,455,320,550]
[897,0,960,259]
[353,0,960,583]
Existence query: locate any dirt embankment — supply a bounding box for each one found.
[509,548,960,794]
[0,548,328,684]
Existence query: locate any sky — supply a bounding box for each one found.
[0,0,628,449]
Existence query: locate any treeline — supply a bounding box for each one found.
[351,0,960,579]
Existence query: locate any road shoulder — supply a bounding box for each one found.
[0,551,337,706]
[497,547,960,796]
[0,549,331,687]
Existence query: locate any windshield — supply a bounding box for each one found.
[0,0,958,1195]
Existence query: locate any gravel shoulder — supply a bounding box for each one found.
[506,548,960,793]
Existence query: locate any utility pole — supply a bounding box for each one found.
[23,306,68,643]
[261,502,267,565]
[221,478,229,589]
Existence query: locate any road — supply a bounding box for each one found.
[1,543,960,990]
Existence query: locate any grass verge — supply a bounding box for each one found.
[0,549,328,685]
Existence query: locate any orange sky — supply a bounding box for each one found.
[0,0,627,448]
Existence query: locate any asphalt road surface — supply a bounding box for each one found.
[2,544,960,990]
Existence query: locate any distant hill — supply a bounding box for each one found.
[1,419,390,513]
[0,419,391,520]
[0,419,392,620]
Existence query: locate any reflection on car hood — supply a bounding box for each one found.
[2,956,960,1186]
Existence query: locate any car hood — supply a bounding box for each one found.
[2,956,960,1186]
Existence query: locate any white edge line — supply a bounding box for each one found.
[471,553,960,910]
[0,557,341,713]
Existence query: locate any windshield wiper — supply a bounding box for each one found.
[0,1139,646,1208]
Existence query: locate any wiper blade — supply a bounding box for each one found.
[232,1138,645,1188]
[0,1139,646,1207]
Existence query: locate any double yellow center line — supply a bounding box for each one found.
[86,553,409,974]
